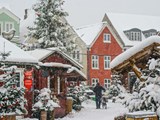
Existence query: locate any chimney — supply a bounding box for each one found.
[24,9,28,20]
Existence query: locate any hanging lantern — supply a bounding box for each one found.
[24,70,33,91]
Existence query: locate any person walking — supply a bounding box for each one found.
[93,82,106,109]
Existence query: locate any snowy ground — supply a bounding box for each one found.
[56,100,128,120]
[19,99,128,120]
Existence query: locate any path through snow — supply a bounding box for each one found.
[57,100,128,120]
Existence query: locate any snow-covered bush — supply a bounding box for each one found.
[32,88,59,119]
[108,75,128,102]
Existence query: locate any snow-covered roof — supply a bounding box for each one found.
[39,62,86,79]
[27,48,83,69]
[0,37,38,64]
[111,36,160,69]
[107,13,160,46]
[75,23,104,46]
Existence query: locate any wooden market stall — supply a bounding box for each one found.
[111,36,160,91]
[28,48,86,118]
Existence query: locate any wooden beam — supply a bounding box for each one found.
[129,59,144,81]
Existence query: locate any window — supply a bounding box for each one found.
[15,68,24,88]
[150,32,156,36]
[72,49,81,62]
[104,79,111,89]
[5,22,14,32]
[104,56,111,69]
[92,78,99,87]
[131,32,141,41]
[103,33,111,43]
[92,55,99,69]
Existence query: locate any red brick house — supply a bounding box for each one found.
[75,15,123,88]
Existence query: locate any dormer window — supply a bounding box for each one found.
[131,32,141,41]
[103,33,111,43]
[124,28,142,41]
[143,29,157,38]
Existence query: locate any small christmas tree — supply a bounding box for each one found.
[108,75,127,102]
[0,65,27,116]
[32,88,59,119]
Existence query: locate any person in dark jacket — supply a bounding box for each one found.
[93,82,106,109]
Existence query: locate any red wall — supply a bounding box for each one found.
[89,27,122,86]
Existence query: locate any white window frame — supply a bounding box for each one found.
[5,22,14,32]
[15,68,24,88]
[103,33,111,43]
[131,32,141,41]
[150,32,156,36]
[0,22,2,35]
[72,49,81,62]
[104,79,111,89]
[104,56,111,69]
[92,55,99,69]
[92,78,99,87]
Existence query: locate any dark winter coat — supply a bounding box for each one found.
[93,84,106,98]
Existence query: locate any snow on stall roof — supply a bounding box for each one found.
[27,47,83,69]
[75,23,104,46]
[39,62,86,79]
[111,36,160,69]
[107,13,160,46]
[0,37,38,63]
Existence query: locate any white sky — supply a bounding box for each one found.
[1,0,160,27]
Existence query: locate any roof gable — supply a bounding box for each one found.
[27,48,83,69]
[0,7,20,23]
[75,23,103,46]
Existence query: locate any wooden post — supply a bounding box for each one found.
[41,111,47,120]
[0,115,16,120]
[129,59,144,81]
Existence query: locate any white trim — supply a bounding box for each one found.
[5,22,14,32]
[15,68,24,88]
[104,78,111,89]
[72,48,82,62]
[103,33,111,43]
[47,76,50,89]
[104,56,111,69]
[92,55,99,69]
[57,76,60,94]
[92,78,99,87]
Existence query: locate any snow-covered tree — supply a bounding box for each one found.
[28,0,76,53]
[124,58,160,114]
[108,75,127,102]
[0,65,27,115]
